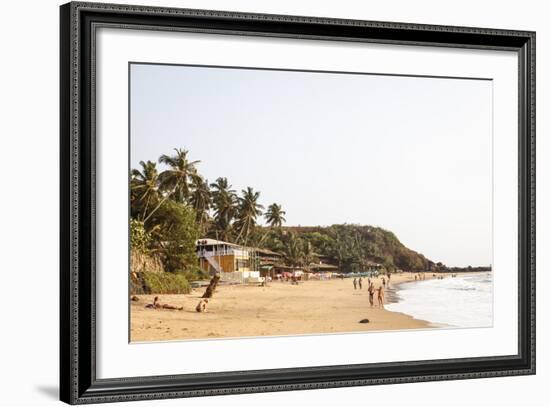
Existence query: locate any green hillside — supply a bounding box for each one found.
[258,224,440,274]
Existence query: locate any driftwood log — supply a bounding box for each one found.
[202,274,220,298]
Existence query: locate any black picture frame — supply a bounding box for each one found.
[60,2,536,404]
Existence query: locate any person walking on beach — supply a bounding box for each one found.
[377,285,385,307]
[382,277,386,288]
[368,283,375,307]
[358,277,363,290]
[353,278,357,290]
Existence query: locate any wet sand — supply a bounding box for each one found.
[130,272,445,342]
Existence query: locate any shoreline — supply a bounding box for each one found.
[385,271,492,329]
[386,270,489,300]
[130,272,474,342]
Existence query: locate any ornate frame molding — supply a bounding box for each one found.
[60,2,535,404]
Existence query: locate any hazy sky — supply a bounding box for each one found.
[130,63,492,267]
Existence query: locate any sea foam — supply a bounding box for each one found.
[385,273,493,328]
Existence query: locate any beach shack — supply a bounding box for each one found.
[366,261,383,275]
[196,238,261,283]
[255,247,283,281]
[307,262,339,280]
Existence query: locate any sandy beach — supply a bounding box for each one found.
[130,272,455,342]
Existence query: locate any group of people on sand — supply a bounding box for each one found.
[141,296,209,313]
[353,277,385,307]
[143,296,184,310]
[368,282,385,307]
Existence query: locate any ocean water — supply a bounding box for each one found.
[385,273,493,328]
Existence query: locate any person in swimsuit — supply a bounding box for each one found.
[145,296,183,310]
[368,283,375,307]
[195,299,209,312]
[377,285,385,307]
[144,296,160,309]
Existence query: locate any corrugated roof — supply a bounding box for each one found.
[196,239,283,256]
[196,238,240,247]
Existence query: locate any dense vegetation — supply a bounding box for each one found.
[130,148,283,283]
[131,147,464,281]
[258,225,437,273]
[130,270,191,295]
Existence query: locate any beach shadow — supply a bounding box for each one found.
[36,385,58,400]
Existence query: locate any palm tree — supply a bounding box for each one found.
[234,187,264,245]
[280,232,304,268]
[301,240,315,271]
[328,228,354,272]
[158,148,200,203]
[210,177,238,241]
[189,175,212,234]
[130,160,160,221]
[264,203,286,228]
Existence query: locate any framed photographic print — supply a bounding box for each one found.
[60,1,536,404]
